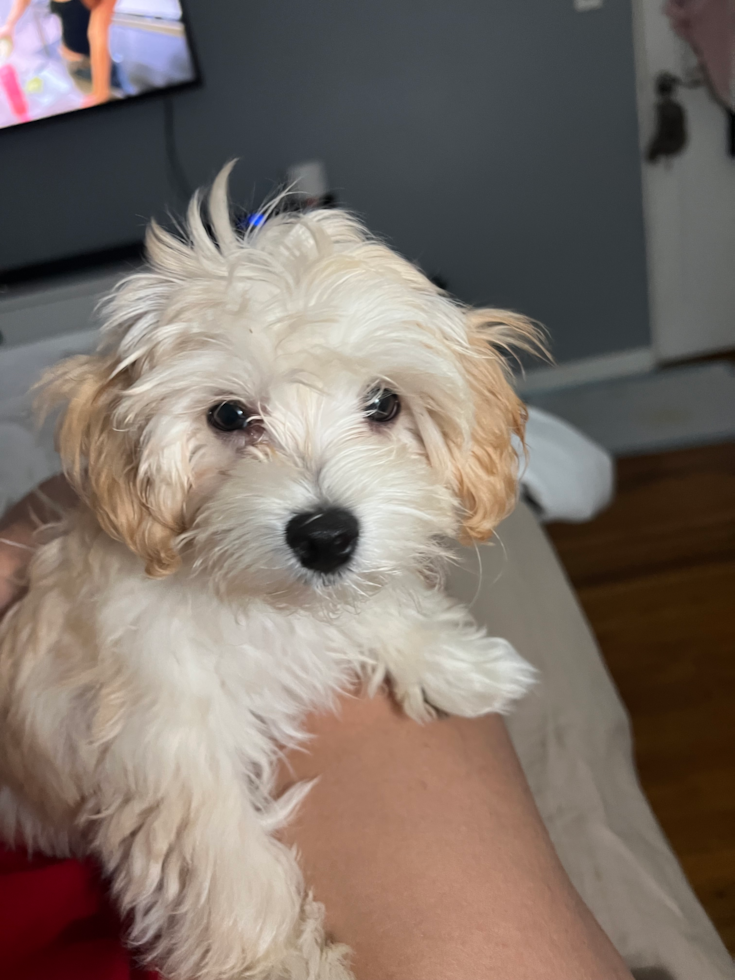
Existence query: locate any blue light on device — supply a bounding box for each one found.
[248,213,266,228]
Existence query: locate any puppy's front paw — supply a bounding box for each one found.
[419,636,536,718]
[392,679,438,724]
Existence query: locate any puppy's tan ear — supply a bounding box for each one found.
[451,309,542,543]
[37,355,186,578]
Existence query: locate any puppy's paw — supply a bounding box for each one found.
[392,679,438,724]
[419,636,536,718]
[279,893,355,979]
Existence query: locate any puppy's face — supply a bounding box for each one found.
[42,169,537,608]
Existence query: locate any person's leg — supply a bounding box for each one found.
[277,691,633,980]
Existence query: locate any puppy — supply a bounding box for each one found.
[0,164,539,980]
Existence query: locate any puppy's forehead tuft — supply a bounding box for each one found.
[100,174,469,399]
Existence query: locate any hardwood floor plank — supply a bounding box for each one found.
[680,848,735,953]
[547,441,735,953]
[549,443,735,587]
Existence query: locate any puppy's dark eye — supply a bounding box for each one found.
[364,387,401,424]
[207,401,258,432]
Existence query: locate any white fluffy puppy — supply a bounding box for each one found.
[0,165,539,980]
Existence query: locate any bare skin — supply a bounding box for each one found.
[0,478,633,980]
[277,695,633,980]
[0,0,116,106]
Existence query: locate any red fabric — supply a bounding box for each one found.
[0,844,159,980]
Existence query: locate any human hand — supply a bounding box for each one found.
[0,476,77,615]
[80,91,109,109]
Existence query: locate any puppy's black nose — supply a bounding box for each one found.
[286,508,359,574]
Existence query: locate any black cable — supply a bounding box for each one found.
[163,94,193,206]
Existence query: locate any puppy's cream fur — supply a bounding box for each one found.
[0,165,539,980]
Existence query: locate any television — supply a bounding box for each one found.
[0,0,198,130]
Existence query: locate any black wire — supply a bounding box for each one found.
[163,94,193,206]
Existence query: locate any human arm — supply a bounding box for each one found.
[86,0,116,105]
[0,0,32,39]
[276,692,634,980]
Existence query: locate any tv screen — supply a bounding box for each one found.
[0,0,198,129]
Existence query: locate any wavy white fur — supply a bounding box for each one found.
[0,163,540,980]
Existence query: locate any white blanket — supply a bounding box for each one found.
[521,405,614,522]
[0,330,97,513]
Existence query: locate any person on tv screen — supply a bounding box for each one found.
[1,0,116,107]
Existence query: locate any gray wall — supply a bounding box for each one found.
[0,0,650,363]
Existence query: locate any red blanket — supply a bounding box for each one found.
[0,845,158,980]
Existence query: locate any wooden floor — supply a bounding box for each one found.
[546,441,735,953]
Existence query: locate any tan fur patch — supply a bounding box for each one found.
[452,309,544,542]
[37,356,186,577]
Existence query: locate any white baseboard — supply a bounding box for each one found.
[516,346,656,396]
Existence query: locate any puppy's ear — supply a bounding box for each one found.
[37,355,186,578]
[450,309,541,543]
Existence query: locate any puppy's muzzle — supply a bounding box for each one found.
[286,508,359,574]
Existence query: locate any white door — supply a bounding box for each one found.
[632,0,735,362]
